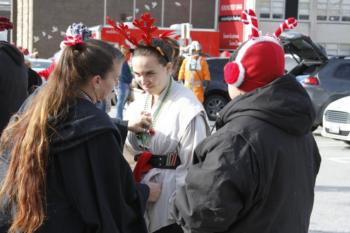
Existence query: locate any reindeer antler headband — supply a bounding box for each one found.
[241,9,297,40]
[107,13,180,62]
[107,13,161,47]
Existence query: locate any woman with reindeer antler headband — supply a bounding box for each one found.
[108,13,210,233]
[171,9,321,233]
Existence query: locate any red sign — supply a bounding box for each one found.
[219,0,245,50]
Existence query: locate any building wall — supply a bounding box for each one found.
[12,0,350,57]
[257,0,350,56]
[0,0,11,41]
[14,0,219,58]
[29,0,104,58]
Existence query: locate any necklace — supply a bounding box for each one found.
[137,76,173,149]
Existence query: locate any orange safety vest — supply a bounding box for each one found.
[178,55,211,103]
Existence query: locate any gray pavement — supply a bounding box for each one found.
[309,128,350,233]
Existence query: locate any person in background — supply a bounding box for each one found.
[116,45,133,120]
[220,50,231,58]
[171,10,321,233]
[0,38,160,233]
[25,59,43,94]
[178,41,211,103]
[0,16,28,136]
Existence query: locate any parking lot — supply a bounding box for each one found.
[309,128,350,233]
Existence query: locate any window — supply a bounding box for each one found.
[135,0,163,26]
[164,0,190,27]
[298,0,311,20]
[317,0,328,21]
[342,0,350,21]
[317,0,350,22]
[257,0,285,19]
[133,0,217,29]
[191,0,216,28]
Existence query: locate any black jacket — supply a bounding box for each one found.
[34,99,148,233]
[174,75,321,233]
[0,41,28,136]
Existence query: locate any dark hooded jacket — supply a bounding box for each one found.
[0,41,28,136]
[30,98,149,233]
[173,75,321,233]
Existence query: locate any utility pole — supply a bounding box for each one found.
[103,0,107,25]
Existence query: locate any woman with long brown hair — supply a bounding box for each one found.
[0,39,154,233]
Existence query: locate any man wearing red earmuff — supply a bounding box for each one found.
[171,9,321,233]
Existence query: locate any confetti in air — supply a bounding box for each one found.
[152,2,158,8]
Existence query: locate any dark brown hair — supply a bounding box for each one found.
[0,39,123,233]
[133,38,176,66]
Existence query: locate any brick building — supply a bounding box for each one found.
[14,0,217,58]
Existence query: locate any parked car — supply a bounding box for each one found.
[281,31,350,130]
[204,57,230,120]
[321,96,350,145]
[28,58,52,73]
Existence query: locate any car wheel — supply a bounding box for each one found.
[204,94,229,121]
[344,141,350,146]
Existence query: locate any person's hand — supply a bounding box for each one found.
[127,111,152,133]
[146,182,161,202]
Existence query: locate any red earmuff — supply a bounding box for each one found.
[224,61,245,87]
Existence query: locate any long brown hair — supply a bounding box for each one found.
[0,39,123,233]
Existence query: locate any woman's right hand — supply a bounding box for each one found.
[127,111,152,133]
[146,182,161,202]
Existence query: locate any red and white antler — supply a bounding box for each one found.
[274,18,298,38]
[241,9,259,38]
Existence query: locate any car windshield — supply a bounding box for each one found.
[31,60,51,69]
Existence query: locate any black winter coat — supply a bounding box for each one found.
[34,99,149,233]
[173,75,321,233]
[0,41,28,136]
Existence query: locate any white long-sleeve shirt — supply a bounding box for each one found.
[126,81,209,232]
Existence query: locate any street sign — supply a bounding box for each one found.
[219,0,245,50]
